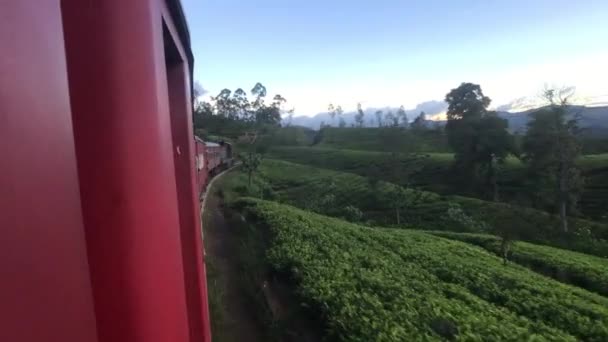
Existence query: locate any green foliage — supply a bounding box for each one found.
[220,169,276,204]
[240,152,262,186]
[192,82,287,141]
[315,127,450,153]
[396,105,408,128]
[236,199,608,341]
[268,146,608,221]
[224,159,608,256]
[267,126,315,146]
[523,100,584,232]
[431,232,608,297]
[354,103,365,127]
[375,110,383,127]
[410,111,427,130]
[342,205,363,222]
[445,83,516,198]
[443,202,489,232]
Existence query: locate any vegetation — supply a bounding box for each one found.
[240,152,262,186]
[223,159,608,257]
[430,232,608,297]
[522,88,584,232]
[192,82,289,141]
[315,126,449,152]
[445,83,516,200]
[267,146,608,221]
[200,82,608,341]
[235,198,608,341]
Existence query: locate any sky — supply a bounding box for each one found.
[182,0,608,117]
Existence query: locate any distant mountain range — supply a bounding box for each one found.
[496,106,608,136]
[286,105,608,137]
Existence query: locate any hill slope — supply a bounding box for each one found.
[224,159,608,256]
[267,146,608,220]
[236,198,608,341]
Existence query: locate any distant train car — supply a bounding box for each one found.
[218,141,234,168]
[195,137,208,195]
[194,139,234,196]
[205,141,222,174]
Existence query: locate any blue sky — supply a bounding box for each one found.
[182,0,608,117]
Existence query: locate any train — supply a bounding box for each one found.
[2,1,216,341]
[195,137,234,196]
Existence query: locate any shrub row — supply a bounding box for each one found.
[248,159,608,257]
[236,199,608,341]
[429,232,608,296]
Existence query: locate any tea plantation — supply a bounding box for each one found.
[229,159,608,257]
[267,146,608,220]
[431,232,608,296]
[236,198,608,341]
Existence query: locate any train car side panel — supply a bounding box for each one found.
[0,1,99,341]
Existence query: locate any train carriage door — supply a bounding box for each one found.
[163,20,210,342]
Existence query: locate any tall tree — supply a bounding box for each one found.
[410,111,426,130]
[214,88,235,118]
[375,110,384,127]
[522,88,583,232]
[285,108,295,127]
[355,103,365,127]
[251,82,267,103]
[232,88,250,120]
[335,105,345,127]
[445,82,514,199]
[397,105,408,128]
[385,111,398,127]
[476,113,515,201]
[254,96,282,126]
[272,94,286,110]
[250,82,267,120]
[328,103,336,125]
[240,151,262,187]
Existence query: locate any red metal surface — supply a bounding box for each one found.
[61,0,210,341]
[0,1,99,341]
[166,42,210,342]
[1,1,210,341]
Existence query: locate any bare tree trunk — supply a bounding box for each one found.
[486,155,499,202]
[559,160,569,233]
[559,200,568,233]
[490,165,498,202]
[396,208,400,225]
[500,238,511,265]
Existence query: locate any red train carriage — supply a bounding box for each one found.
[203,141,234,176]
[195,137,209,196]
[195,138,234,196]
[219,141,234,168]
[205,142,223,173]
[1,1,211,341]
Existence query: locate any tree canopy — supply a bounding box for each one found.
[522,88,583,232]
[445,82,515,200]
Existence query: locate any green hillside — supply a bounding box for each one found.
[268,146,608,220]
[235,198,608,341]
[315,127,450,152]
[430,232,608,297]
[223,159,608,256]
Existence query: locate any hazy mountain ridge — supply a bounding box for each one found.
[287,105,608,136]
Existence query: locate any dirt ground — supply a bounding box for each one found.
[202,175,266,342]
